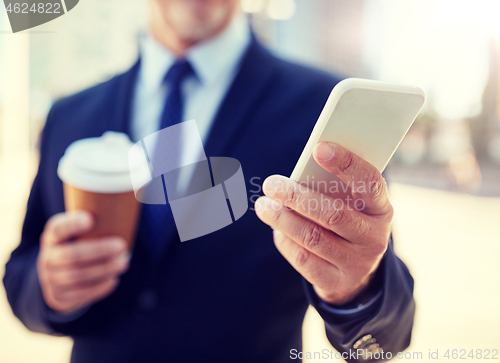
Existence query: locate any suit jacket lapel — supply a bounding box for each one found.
[204,37,277,158]
[109,59,141,138]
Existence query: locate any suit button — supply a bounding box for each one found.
[138,289,159,311]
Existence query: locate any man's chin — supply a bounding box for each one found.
[167,5,231,43]
[173,24,222,43]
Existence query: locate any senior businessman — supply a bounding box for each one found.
[4,0,415,362]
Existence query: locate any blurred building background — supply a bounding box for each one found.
[4,0,500,195]
[247,0,500,195]
[1,0,499,362]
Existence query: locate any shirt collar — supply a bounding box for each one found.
[139,12,251,91]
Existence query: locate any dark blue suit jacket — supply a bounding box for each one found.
[4,38,415,363]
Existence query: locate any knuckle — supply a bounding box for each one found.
[38,269,51,289]
[327,204,345,227]
[342,249,354,265]
[353,218,371,242]
[70,269,88,283]
[40,230,50,246]
[44,269,57,287]
[286,182,300,206]
[49,270,64,286]
[303,223,322,250]
[295,248,310,267]
[59,270,75,286]
[51,222,65,239]
[369,171,388,197]
[369,176,385,199]
[62,247,79,265]
[49,215,71,238]
[93,243,108,258]
[54,271,69,285]
[385,204,395,221]
[97,240,123,260]
[45,250,61,269]
[319,270,331,285]
[42,214,64,243]
[36,250,48,269]
[95,241,112,257]
[269,205,284,225]
[45,214,60,232]
[339,151,357,174]
[318,199,333,222]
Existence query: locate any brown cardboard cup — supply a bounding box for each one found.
[58,132,141,251]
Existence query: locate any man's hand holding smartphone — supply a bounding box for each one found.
[255,142,392,305]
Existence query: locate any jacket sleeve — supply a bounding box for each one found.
[3,106,89,335]
[303,238,415,363]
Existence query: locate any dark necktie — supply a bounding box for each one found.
[138,59,194,257]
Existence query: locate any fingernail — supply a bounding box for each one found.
[123,252,132,263]
[315,142,335,161]
[255,197,283,212]
[112,238,126,252]
[117,253,130,268]
[255,196,271,211]
[263,177,282,195]
[121,252,131,264]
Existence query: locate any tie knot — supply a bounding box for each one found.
[164,59,194,86]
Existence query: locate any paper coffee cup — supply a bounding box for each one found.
[57,131,141,250]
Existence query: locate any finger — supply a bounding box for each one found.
[53,277,119,311]
[255,196,354,265]
[313,142,392,215]
[262,176,373,244]
[49,252,130,287]
[47,237,126,268]
[272,229,342,294]
[42,211,94,246]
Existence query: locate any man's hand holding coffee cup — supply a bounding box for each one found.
[37,211,130,313]
[39,132,140,313]
[255,142,393,305]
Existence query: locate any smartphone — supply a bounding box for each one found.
[290,78,425,191]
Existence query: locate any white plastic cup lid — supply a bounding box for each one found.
[57,131,138,193]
